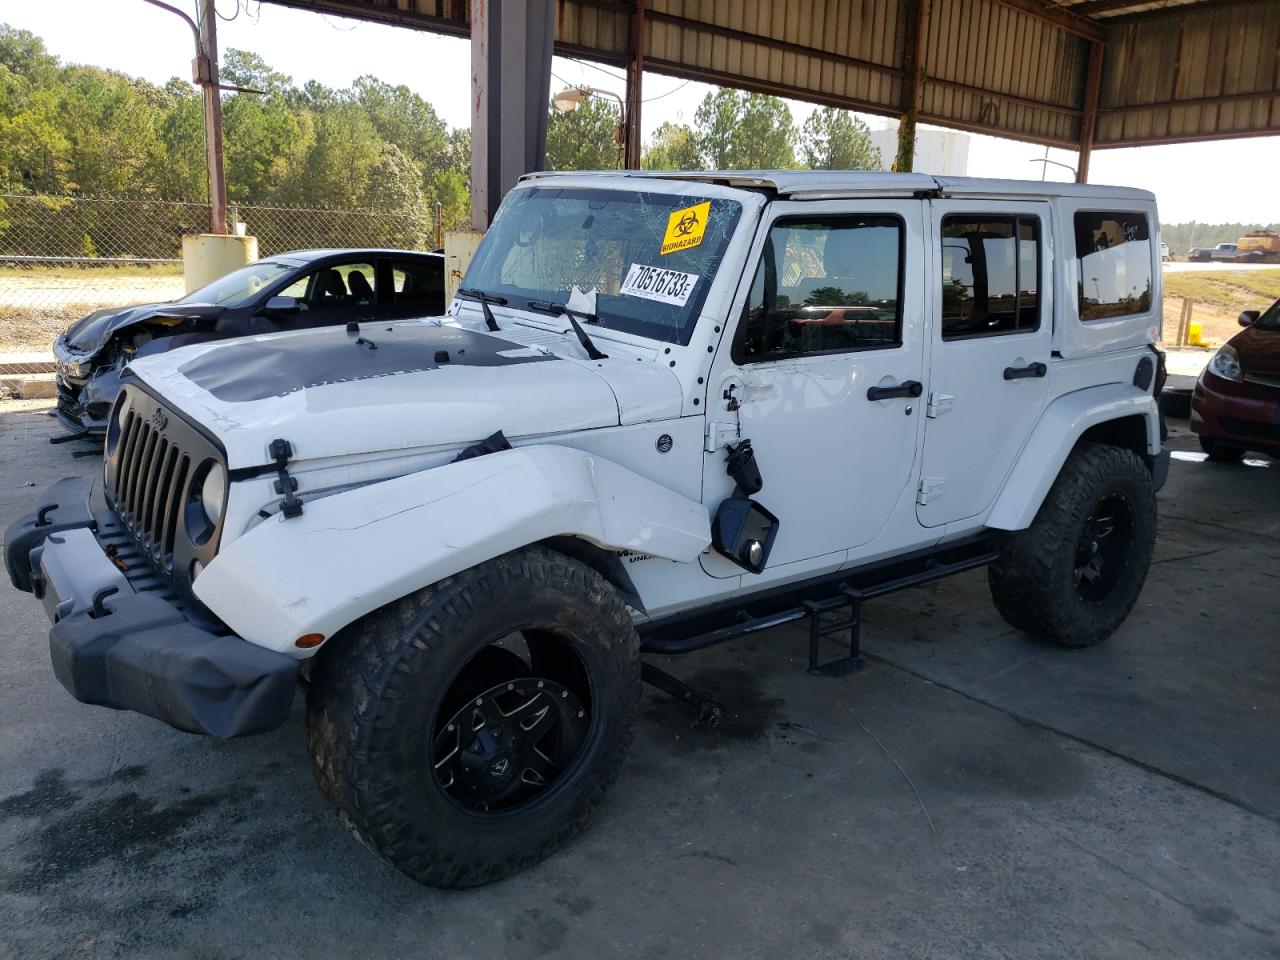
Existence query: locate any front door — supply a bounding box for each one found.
[254,259,385,333]
[916,200,1052,527]
[702,199,928,575]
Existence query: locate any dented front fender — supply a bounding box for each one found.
[192,444,710,656]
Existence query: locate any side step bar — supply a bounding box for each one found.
[638,536,1002,668]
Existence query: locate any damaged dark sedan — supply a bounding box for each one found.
[53,248,445,433]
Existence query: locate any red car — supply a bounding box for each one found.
[1191,299,1280,460]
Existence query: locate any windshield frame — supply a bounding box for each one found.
[179,259,297,308]
[1254,297,1280,331]
[461,182,748,346]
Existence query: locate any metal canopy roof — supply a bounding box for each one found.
[265,0,1280,153]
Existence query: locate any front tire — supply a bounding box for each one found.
[988,443,1156,648]
[307,546,641,888]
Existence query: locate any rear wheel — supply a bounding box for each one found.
[988,443,1156,647]
[307,546,640,888]
[1199,436,1245,462]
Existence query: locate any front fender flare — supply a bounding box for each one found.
[193,444,710,655]
[986,384,1161,531]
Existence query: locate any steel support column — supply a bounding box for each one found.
[470,0,555,229]
[895,0,930,172]
[197,0,227,234]
[623,0,645,170]
[1077,40,1105,183]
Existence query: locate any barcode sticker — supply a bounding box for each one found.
[619,263,699,307]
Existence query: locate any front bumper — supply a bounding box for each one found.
[1191,370,1280,456]
[3,478,297,737]
[53,364,113,434]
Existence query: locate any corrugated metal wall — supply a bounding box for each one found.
[1097,1,1280,145]
[267,0,1280,149]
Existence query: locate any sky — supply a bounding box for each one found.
[6,0,1278,225]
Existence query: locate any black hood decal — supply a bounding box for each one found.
[177,324,557,403]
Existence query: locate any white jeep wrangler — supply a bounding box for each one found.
[5,171,1168,888]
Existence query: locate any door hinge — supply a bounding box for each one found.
[705,420,738,453]
[917,477,944,505]
[926,392,954,418]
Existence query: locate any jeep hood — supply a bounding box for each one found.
[63,302,225,355]
[126,320,682,467]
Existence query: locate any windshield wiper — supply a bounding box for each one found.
[527,300,608,360]
[457,287,505,332]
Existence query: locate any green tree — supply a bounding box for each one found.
[221,49,293,95]
[642,121,701,170]
[362,142,428,245]
[693,89,796,169]
[352,75,448,174]
[799,107,881,170]
[432,168,470,233]
[545,93,621,171]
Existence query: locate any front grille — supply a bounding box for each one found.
[1220,417,1280,444]
[104,383,226,615]
[110,407,192,570]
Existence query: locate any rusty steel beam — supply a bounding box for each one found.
[1066,0,1158,17]
[896,0,931,172]
[1095,125,1280,147]
[265,0,470,36]
[197,0,228,233]
[623,0,644,169]
[1098,87,1280,113]
[1077,40,1104,182]
[986,0,1104,42]
[928,75,1084,117]
[1104,0,1262,25]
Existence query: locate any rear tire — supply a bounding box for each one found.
[988,442,1156,648]
[306,546,640,888]
[1199,436,1245,462]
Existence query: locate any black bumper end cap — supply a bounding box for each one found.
[50,593,298,738]
[4,477,96,593]
[1150,448,1171,492]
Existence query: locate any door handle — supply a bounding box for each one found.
[1003,362,1047,380]
[866,380,923,401]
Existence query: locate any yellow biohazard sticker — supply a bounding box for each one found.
[660,201,711,256]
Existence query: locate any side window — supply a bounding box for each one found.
[1075,212,1153,321]
[278,274,311,300]
[304,261,377,310]
[737,216,903,362]
[941,215,1040,339]
[390,258,444,309]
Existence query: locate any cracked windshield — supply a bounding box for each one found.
[465,187,743,344]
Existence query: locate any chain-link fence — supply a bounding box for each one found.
[0,192,438,353]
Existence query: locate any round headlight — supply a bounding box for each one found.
[200,462,227,526]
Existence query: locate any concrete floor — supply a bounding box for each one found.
[1,399,1277,960]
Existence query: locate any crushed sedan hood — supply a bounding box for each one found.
[124,320,675,467]
[64,302,225,355]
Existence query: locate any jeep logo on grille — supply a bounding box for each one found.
[149,408,169,431]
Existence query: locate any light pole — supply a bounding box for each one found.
[1029,146,1077,181]
[552,86,626,169]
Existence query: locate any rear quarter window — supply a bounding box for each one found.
[1074,211,1153,322]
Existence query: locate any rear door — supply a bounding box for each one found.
[917,200,1052,527]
